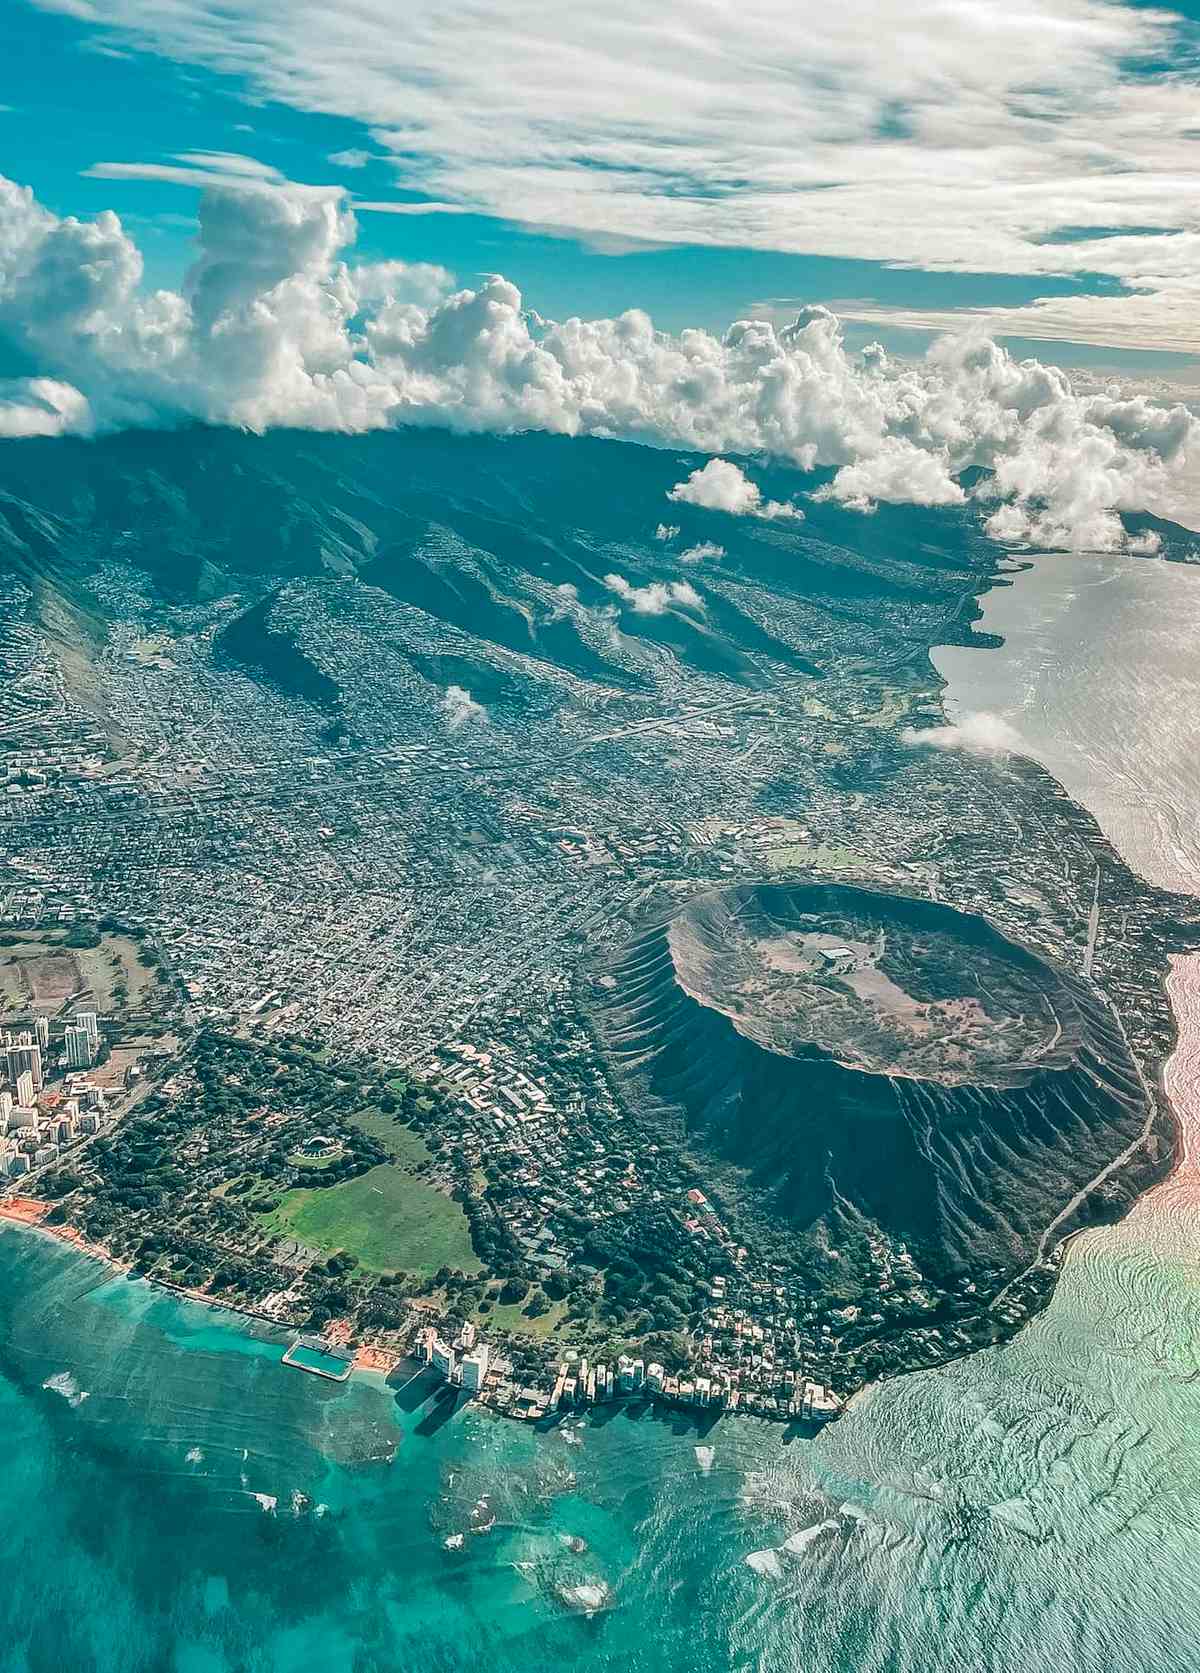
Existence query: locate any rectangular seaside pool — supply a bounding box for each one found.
[282,1340,353,1380]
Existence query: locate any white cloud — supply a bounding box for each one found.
[348,257,455,308]
[31,0,96,17]
[820,291,1200,361]
[604,574,705,614]
[441,683,486,728]
[654,522,679,541]
[668,458,803,521]
[28,0,1200,352]
[354,200,471,216]
[679,541,725,563]
[810,437,962,513]
[0,173,1197,550]
[83,151,289,190]
[174,151,281,180]
[329,148,372,169]
[0,378,92,438]
[902,711,1022,755]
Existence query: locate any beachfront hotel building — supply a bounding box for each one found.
[460,1347,490,1393]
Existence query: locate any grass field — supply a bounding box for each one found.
[346,1107,434,1167]
[475,1294,568,1340]
[267,1164,481,1275]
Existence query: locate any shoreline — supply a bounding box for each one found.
[0,1201,837,1430]
[0,1200,302,1338]
[932,550,1200,1266]
[8,555,1199,1434]
[0,1199,138,1277]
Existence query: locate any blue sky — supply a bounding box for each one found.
[4,0,1199,373]
[2,0,1199,550]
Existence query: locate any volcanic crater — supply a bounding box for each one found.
[598,881,1158,1338]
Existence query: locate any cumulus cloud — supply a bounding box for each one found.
[902,712,1022,755]
[603,574,705,614]
[348,257,455,308]
[0,173,1197,551]
[679,541,725,563]
[441,683,486,728]
[654,522,680,541]
[668,458,804,521]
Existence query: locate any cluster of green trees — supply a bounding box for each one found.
[50,1028,484,1326]
[461,1184,519,1270]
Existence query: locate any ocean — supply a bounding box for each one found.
[5,548,1200,1672]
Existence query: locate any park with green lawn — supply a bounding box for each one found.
[266,1108,481,1275]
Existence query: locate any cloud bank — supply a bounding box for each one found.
[0,173,1196,552]
[27,0,1200,352]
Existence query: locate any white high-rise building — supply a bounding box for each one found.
[76,1012,100,1051]
[34,1017,49,1051]
[48,1114,74,1146]
[15,1070,35,1108]
[460,1346,490,1394]
[65,1025,94,1070]
[431,1339,457,1381]
[0,1091,11,1131]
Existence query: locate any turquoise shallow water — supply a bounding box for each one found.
[5,1183,1200,1673]
[0,1226,805,1673]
